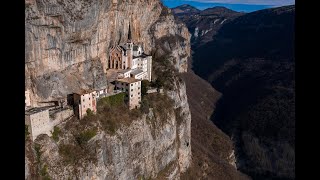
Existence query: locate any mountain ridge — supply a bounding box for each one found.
[189,5,295,179]
[171,4,244,47]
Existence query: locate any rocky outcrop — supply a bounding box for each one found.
[25,0,190,103]
[27,95,191,180]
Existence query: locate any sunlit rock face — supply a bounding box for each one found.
[25,0,190,102]
[25,0,192,179]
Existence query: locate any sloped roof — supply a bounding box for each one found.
[116,78,141,84]
[73,89,96,95]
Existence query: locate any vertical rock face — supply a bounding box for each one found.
[29,105,190,180]
[25,0,191,179]
[25,0,190,102]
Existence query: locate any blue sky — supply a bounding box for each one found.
[161,0,295,12]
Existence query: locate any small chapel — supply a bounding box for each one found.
[108,23,152,81]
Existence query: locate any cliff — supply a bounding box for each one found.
[25,0,190,103]
[190,5,295,179]
[181,70,250,180]
[25,0,191,179]
[26,85,191,179]
[172,5,243,48]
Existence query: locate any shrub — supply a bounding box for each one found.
[146,93,175,124]
[34,143,42,163]
[151,53,178,91]
[25,125,30,141]
[86,108,93,116]
[140,98,150,114]
[153,78,164,89]
[98,92,126,107]
[75,128,97,147]
[58,143,82,165]
[51,126,61,142]
[40,164,51,180]
[141,80,150,96]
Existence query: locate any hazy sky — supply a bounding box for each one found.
[166,0,295,6]
[161,0,295,12]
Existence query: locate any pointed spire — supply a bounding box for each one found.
[128,22,132,41]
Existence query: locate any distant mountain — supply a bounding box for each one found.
[200,6,239,16]
[191,5,295,180]
[172,5,244,47]
[172,4,200,15]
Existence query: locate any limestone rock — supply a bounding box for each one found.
[25,0,192,179]
[25,0,190,103]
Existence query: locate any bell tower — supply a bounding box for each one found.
[126,22,133,68]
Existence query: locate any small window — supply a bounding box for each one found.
[131,84,133,86]
[89,97,91,100]
[131,95,133,97]
[131,89,133,91]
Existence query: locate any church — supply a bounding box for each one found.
[108,24,152,81]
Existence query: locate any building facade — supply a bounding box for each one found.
[108,24,152,81]
[25,108,51,141]
[73,90,97,119]
[25,90,31,108]
[96,87,108,99]
[115,78,141,109]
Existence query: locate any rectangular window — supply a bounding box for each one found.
[131,95,133,97]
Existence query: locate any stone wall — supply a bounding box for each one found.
[50,108,74,127]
